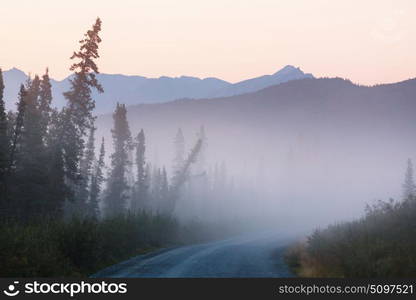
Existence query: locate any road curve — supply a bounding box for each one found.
[92,232,295,278]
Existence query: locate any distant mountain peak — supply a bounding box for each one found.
[5,67,26,76]
[280,64,298,70]
[273,65,303,76]
[8,67,22,72]
[211,65,314,98]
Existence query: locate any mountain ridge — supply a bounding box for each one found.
[1,65,313,113]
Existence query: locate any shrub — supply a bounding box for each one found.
[286,197,416,278]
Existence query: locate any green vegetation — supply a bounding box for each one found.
[285,196,416,277]
[0,212,209,277]
[0,18,238,278]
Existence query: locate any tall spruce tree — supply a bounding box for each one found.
[38,68,52,139]
[89,137,105,219]
[6,111,16,144]
[3,85,27,218]
[145,163,152,196]
[194,125,207,173]
[45,108,68,218]
[151,166,162,207]
[403,158,416,200]
[75,126,96,215]
[167,138,203,215]
[160,167,169,211]
[8,85,27,185]
[14,76,50,219]
[173,128,185,176]
[104,103,131,217]
[0,69,9,212]
[37,70,67,218]
[61,18,103,198]
[132,129,147,212]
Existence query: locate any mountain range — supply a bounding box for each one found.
[4,61,415,221]
[1,65,312,114]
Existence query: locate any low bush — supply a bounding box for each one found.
[285,197,416,277]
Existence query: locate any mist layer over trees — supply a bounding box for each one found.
[1,17,413,231]
[0,19,238,277]
[0,19,215,225]
[93,77,416,231]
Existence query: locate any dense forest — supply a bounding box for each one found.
[0,18,237,277]
[0,18,195,221]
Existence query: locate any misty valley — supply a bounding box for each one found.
[1,18,416,279]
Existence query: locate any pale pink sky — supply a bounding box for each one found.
[1,0,415,84]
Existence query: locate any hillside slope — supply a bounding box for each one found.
[96,77,416,225]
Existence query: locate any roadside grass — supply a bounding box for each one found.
[284,197,416,277]
[0,212,247,277]
[0,212,181,277]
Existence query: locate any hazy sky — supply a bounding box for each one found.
[1,0,415,84]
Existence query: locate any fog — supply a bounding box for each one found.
[95,78,416,236]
